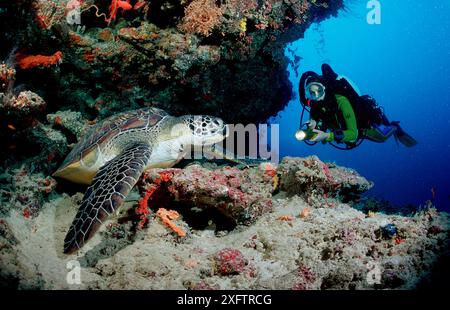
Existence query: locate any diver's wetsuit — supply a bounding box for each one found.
[310,94,395,144]
[363,125,397,143]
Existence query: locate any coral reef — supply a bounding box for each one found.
[135,158,371,229]
[278,156,373,202]
[0,1,347,226]
[0,160,448,289]
[1,155,448,290]
[0,168,57,218]
[213,248,247,275]
[2,90,47,119]
[0,66,48,144]
[46,109,89,139]
[179,0,224,37]
[16,51,63,70]
[137,164,278,226]
[0,0,343,124]
[0,1,448,291]
[0,60,72,174]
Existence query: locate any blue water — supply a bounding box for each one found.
[270,0,450,211]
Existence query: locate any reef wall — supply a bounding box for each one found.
[0,0,343,124]
[0,0,345,178]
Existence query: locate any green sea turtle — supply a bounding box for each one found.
[53,107,228,254]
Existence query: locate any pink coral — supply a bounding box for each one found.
[192,281,220,290]
[298,265,315,283]
[214,248,247,275]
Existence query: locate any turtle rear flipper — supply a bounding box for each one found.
[63,144,152,254]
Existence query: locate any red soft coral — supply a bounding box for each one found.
[108,0,132,23]
[136,170,176,228]
[16,51,63,70]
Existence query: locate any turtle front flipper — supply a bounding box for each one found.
[63,144,152,254]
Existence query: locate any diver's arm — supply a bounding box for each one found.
[326,95,358,142]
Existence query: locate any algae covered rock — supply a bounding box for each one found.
[277,156,373,201]
[137,164,278,225]
[47,110,88,139]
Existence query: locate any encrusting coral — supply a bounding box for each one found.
[3,91,46,118]
[0,63,15,92]
[155,208,186,238]
[0,156,448,290]
[178,0,224,37]
[0,0,344,124]
[0,62,48,132]
[278,156,373,202]
[134,157,372,236]
[137,164,280,226]
[15,51,63,70]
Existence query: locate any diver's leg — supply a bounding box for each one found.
[364,125,397,143]
[381,113,390,125]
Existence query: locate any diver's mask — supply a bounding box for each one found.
[305,82,326,101]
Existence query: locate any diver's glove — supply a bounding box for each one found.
[306,119,317,130]
[295,120,318,141]
[309,129,332,142]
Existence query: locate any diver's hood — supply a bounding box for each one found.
[299,71,322,105]
[305,81,326,101]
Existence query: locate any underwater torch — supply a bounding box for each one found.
[295,120,319,142]
[295,128,318,141]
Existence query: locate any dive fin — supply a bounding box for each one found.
[395,131,418,147]
[392,122,418,147]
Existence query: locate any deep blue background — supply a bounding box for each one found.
[270,0,450,210]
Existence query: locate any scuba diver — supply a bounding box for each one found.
[295,64,418,150]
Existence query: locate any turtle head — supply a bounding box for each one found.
[170,115,228,146]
